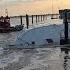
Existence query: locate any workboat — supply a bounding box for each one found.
[0,15,23,33]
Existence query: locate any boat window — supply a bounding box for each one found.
[46,39,53,43]
[31,41,35,45]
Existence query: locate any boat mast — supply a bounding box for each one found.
[4,0,8,16]
[5,9,8,16]
[51,0,53,18]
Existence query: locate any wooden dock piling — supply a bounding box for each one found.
[43,15,44,21]
[26,14,29,29]
[64,11,68,44]
[41,15,42,21]
[38,15,39,22]
[32,15,33,25]
[60,10,69,45]
[36,15,37,23]
[20,16,23,25]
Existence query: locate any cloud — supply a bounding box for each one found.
[0,0,47,3]
[0,0,47,7]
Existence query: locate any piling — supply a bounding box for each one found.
[60,10,68,45]
[26,14,29,29]
[43,15,44,21]
[38,15,39,22]
[32,15,33,25]
[36,15,37,23]
[64,11,68,44]
[41,15,42,21]
[20,16,23,25]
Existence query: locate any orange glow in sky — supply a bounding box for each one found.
[0,0,70,16]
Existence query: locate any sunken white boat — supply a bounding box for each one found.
[14,24,64,48]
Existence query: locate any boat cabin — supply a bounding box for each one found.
[0,16,10,28]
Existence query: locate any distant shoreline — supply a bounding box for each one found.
[9,14,59,18]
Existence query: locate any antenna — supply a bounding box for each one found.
[5,9,8,16]
[51,0,53,14]
[51,0,53,19]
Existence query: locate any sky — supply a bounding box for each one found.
[0,0,70,16]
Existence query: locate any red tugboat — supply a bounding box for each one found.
[0,15,10,32]
[0,9,24,33]
[0,15,23,33]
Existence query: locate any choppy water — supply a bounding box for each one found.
[0,16,63,47]
[10,16,43,26]
[0,47,64,70]
[0,16,69,70]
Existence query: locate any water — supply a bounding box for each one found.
[0,47,64,70]
[10,16,40,27]
[0,16,68,70]
[0,16,63,48]
[10,15,60,27]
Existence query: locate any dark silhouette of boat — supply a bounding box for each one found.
[51,14,58,19]
[0,16,23,33]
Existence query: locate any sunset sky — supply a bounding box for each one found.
[0,0,70,16]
